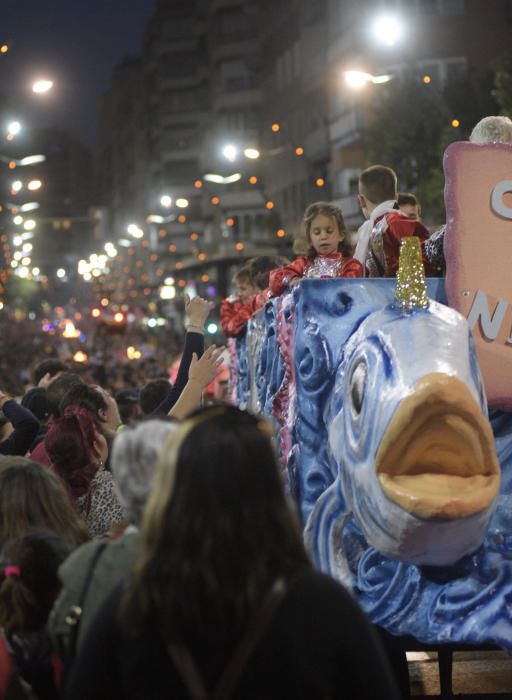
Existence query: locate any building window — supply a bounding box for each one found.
[417,57,466,85]
[166,89,206,113]
[218,59,257,93]
[445,57,467,81]
[416,0,439,14]
[292,41,301,78]
[216,8,254,42]
[418,61,442,83]
[276,56,284,90]
[441,0,465,15]
[163,51,197,78]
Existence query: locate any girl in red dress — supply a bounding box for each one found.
[269,201,362,297]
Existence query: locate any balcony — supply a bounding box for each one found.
[332,193,362,229]
[329,109,364,148]
[215,190,265,209]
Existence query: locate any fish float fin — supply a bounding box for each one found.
[304,479,354,589]
[394,236,429,311]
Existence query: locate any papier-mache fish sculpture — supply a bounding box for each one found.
[236,236,512,648]
[306,238,500,571]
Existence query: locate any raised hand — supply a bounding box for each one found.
[185,294,214,332]
[188,345,225,389]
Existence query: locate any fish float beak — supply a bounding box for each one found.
[376,373,500,520]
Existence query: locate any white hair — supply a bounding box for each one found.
[111,419,178,525]
[469,116,512,144]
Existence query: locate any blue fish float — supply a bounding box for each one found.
[236,239,512,648]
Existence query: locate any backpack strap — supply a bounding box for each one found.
[169,578,288,700]
[65,541,108,661]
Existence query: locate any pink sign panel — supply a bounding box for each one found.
[445,141,512,410]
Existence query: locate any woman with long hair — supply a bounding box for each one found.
[45,406,125,537]
[49,418,178,668]
[0,458,89,550]
[65,406,398,699]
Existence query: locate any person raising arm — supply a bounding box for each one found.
[169,345,225,420]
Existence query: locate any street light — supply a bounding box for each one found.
[147,214,176,224]
[222,144,238,162]
[127,223,144,238]
[160,195,172,207]
[19,202,39,212]
[6,121,21,136]
[371,15,403,47]
[28,179,42,191]
[32,79,53,94]
[203,172,242,184]
[175,198,189,208]
[243,148,260,159]
[18,155,46,166]
[344,70,393,89]
[0,154,46,166]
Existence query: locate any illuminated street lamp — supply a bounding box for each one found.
[344,70,393,89]
[127,223,144,238]
[147,214,176,224]
[243,147,260,159]
[160,195,172,207]
[7,121,21,137]
[28,179,42,191]
[371,15,403,47]
[203,172,242,184]
[32,79,54,94]
[175,198,189,209]
[18,155,46,166]
[222,144,238,162]
[19,202,39,212]
[0,154,46,167]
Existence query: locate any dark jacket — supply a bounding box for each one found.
[65,571,400,700]
[0,400,40,456]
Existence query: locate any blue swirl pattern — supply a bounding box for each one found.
[233,277,512,649]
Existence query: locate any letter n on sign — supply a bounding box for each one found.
[444,141,512,410]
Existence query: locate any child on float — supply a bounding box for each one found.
[220,257,286,338]
[269,202,363,297]
[220,265,259,338]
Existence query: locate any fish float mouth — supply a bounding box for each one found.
[376,373,500,520]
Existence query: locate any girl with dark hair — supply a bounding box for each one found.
[66,406,399,699]
[45,406,125,537]
[0,530,70,699]
[269,201,362,297]
[0,459,89,550]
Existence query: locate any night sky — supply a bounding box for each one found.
[2,0,156,154]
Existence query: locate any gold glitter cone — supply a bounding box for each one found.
[394,236,429,311]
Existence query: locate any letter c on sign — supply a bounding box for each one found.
[491,180,512,220]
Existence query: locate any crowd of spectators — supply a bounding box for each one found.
[0,290,400,699]
[1,116,509,698]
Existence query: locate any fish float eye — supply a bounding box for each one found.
[350,359,367,416]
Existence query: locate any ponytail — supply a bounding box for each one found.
[0,531,70,635]
[0,567,34,635]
